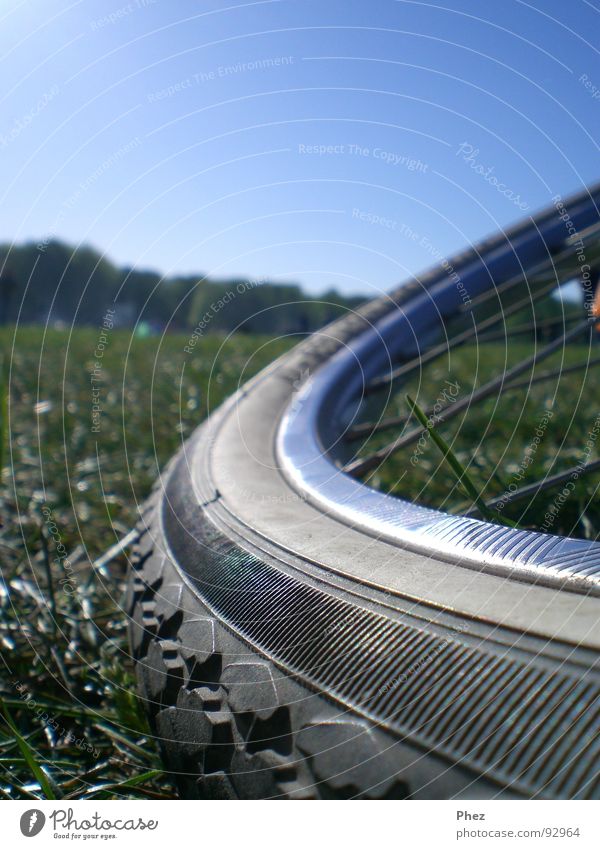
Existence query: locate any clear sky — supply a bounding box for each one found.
[1,0,598,296]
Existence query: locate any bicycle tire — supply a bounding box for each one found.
[128,183,600,800]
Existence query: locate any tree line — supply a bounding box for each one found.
[0,240,365,334]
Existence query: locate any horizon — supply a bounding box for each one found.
[1,234,364,296]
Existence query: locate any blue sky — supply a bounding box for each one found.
[1,0,598,296]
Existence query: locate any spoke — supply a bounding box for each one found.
[464,458,600,517]
[566,220,600,246]
[498,352,600,392]
[456,234,597,316]
[366,277,563,395]
[457,270,557,317]
[347,353,600,442]
[343,317,596,477]
[475,313,582,345]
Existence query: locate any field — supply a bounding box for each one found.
[0,326,295,799]
[1,326,599,799]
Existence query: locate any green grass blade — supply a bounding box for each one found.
[406,394,515,526]
[105,768,163,788]
[0,695,58,799]
[95,724,155,762]
[0,352,6,477]
[83,768,164,800]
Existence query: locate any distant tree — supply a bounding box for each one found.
[0,239,364,334]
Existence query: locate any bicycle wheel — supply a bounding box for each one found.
[128,182,600,799]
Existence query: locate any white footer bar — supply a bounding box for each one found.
[1,799,599,847]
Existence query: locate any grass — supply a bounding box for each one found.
[0,325,295,799]
[362,342,600,538]
[2,324,599,798]
[405,393,516,526]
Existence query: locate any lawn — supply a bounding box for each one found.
[1,325,599,799]
[0,326,295,799]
